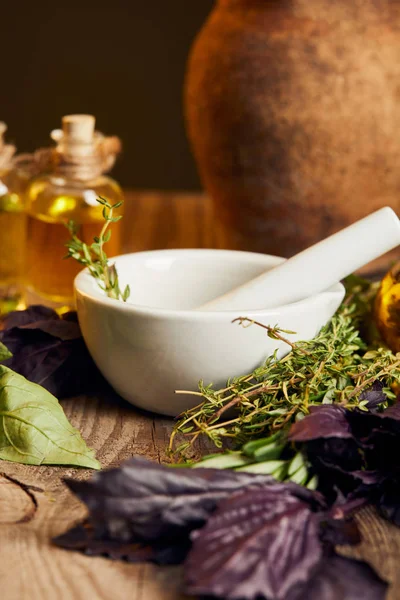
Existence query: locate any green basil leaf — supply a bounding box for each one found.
[0,341,12,362]
[0,365,100,469]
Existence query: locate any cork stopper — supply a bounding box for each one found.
[50,114,97,157]
[0,122,16,170]
[62,114,95,144]
[0,122,7,144]
[48,114,121,180]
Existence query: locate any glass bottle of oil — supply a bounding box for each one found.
[0,123,30,315]
[25,114,123,310]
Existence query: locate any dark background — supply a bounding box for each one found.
[1,1,214,190]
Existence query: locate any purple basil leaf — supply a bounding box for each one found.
[20,319,81,341]
[347,401,400,441]
[372,475,400,526]
[0,306,105,398]
[185,487,324,600]
[57,457,378,600]
[306,454,381,502]
[63,456,291,541]
[345,402,400,473]
[379,401,400,420]
[362,432,400,473]
[290,403,400,496]
[346,412,394,442]
[289,402,400,531]
[359,381,387,410]
[185,487,381,600]
[288,405,352,442]
[289,406,363,482]
[61,311,80,323]
[306,437,363,471]
[59,456,325,568]
[297,554,387,600]
[319,512,362,547]
[53,520,190,565]
[1,305,59,328]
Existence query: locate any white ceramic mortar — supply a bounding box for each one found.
[75,249,344,416]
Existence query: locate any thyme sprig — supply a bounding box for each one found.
[65,196,130,302]
[170,280,400,454]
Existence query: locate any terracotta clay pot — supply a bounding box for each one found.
[185,0,400,266]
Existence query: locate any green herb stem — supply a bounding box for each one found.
[65,196,130,303]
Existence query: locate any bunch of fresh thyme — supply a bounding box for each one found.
[65,196,130,302]
[170,276,400,455]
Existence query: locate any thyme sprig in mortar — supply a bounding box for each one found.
[65,196,130,302]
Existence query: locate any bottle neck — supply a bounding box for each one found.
[53,149,105,182]
[34,136,121,183]
[0,141,16,172]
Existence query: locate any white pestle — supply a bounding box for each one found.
[197,207,400,311]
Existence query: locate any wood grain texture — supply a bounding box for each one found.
[121,190,215,253]
[0,190,399,599]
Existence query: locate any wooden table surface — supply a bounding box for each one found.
[1,190,400,600]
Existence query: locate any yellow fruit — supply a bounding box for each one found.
[374,263,400,353]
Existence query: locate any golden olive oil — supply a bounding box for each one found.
[0,178,27,314]
[0,122,30,314]
[26,177,123,307]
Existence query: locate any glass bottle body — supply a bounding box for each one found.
[25,174,124,309]
[0,168,27,314]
